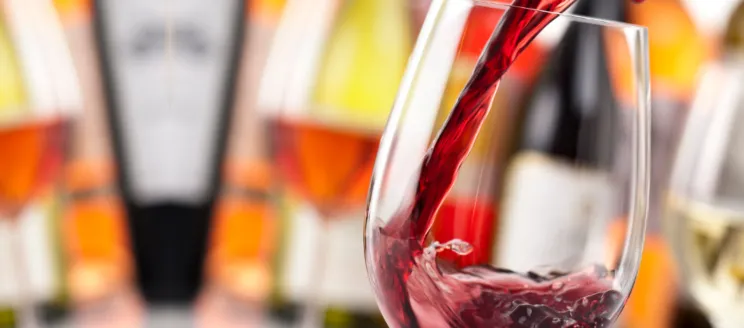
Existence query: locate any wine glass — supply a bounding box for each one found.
[0,0,79,327]
[364,1,650,327]
[258,0,413,326]
[666,61,744,328]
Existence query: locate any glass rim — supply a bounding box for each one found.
[471,0,648,32]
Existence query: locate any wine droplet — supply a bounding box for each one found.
[430,239,474,255]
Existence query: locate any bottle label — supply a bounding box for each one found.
[495,152,614,273]
[97,0,241,204]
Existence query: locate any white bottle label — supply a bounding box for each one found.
[495,153,615,273]
[98,0,241,204]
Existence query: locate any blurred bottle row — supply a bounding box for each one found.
[0,0,736,327]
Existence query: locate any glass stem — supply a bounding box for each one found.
[299,210,329,328]
[10,217,39,328]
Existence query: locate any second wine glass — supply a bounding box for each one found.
[259,0,414,326]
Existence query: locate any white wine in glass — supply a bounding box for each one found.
[667,6,744,324]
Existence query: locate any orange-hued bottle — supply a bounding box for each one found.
[53,0,136,308]
[198,2,282,325]
[617,1,711,328]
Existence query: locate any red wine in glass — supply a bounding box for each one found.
[407,245,621,327]
[369,0,641,327]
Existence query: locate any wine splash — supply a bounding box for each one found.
[370,0,640,327]
[409,241,621,327]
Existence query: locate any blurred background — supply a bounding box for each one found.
[0,0,739,327]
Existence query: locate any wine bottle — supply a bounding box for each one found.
[266,0,411,326]
[51,0,137,312]
[494,0,623,273]
[94,0,245,302]
[617,1,711,327]
[198,1,281,323]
